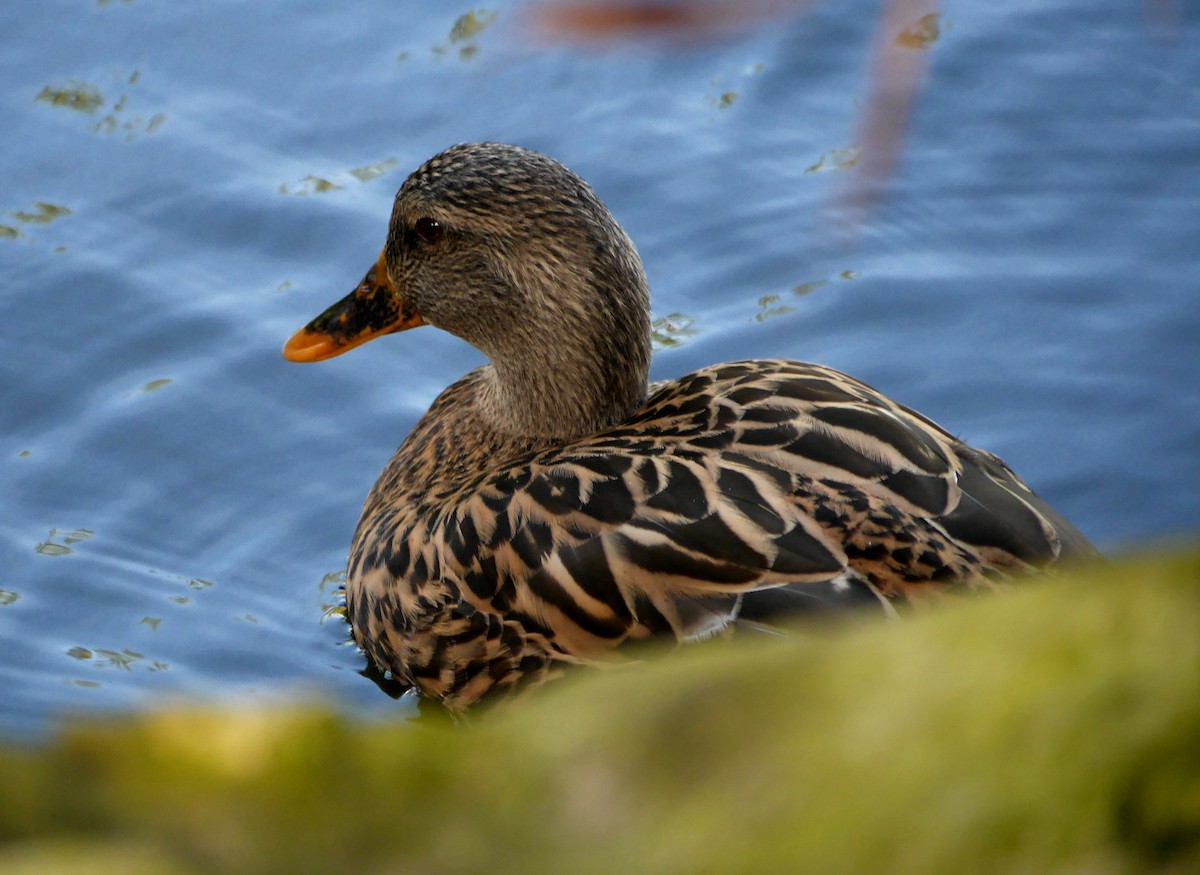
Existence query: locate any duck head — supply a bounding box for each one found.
[284,143,653,438]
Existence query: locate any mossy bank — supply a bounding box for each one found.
[1,548,1196,875]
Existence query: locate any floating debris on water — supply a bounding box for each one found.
[35,528,93,556]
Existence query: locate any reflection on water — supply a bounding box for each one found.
[278,159,399,197]
[805,148,860,174]
[0,0,1196,738]
[449,8,498,44]
[398,7,502,62]
[650,312,697,349]
[8,201,71,225]
[895,12,941,51]
[2,202,71,239]
[34,528,93,557]
[754,294,796,323]
[36,70,165,141]
[35,80,104,113]
[135,378,172,394]
[66,645,169,673]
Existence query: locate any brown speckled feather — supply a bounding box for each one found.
[345,359,1095,707]
[286,143,1099,710]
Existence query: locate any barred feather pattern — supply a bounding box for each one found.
[345,357,1094,709]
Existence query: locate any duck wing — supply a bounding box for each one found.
[439,360,1093,652]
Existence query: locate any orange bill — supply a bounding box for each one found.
[283,250,425,362]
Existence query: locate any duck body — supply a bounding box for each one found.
[285,143,1098,709]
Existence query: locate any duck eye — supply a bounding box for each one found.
[414,216,444,244]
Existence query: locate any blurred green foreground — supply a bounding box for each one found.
[1,549,1197,875]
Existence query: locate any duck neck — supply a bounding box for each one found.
[476,277,653,442]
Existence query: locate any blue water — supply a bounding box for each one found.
[1,0,1197,738]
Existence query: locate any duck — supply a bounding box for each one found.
[284,142,1099,710]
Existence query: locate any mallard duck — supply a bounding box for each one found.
[284,143,1098,709]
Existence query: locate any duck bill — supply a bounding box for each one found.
[282,250,425,362]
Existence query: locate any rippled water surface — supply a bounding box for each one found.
[2,1,1197,738]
